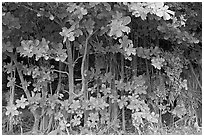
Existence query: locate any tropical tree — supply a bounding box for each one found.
[2,2,201,135]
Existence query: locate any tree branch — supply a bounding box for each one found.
[5,52,31,99]
[80,30,98,96]
[51,69,69,77]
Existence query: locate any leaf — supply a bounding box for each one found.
[100,84,111,95]
[164,34,171,40]
[87,112,99,128]
[17,40,35,57]
[4,62,15,74]
[3,12,21,29]
[52,43,68,62]
[70,100,81,112]
[167,9,175,16]
[108,13,131,38]
[126,2,173,21]
[155,10,164,17]
[115,80,126,90]
[71,115,81,126]
[7,77,16,87]
[82,18,95,34]
[122,16,131,25]
[59,119,68,130]
[48,129,59,135]
[16,95,29,109]
[172,100,187,118]
[163,12,171,20]
[119,35,132,49]
[136,47,144,57]
[2,41,14,52]
[88,112,99,122]
[140,12,148,20]
[89,97,109,110]
[157,25,165,32]
[101,72,112,83]
[49,14,54,20]
[103,2,111,11]
[29,93,42,104]
[153,2,164,8]
[117,96,128,109]
[59,26,75,43]
[34,38,50,61]
[172,105,186,118]
[6,104,19,116]
[17,38,49,61]
[80,7,87,15]
[115,29,123,37]
[66,3,77,13]
[143,48,151,59]
[151,46,161,56]
[151,57,165,70]
[154,4,174,20]
[125,44,136,56]
[74,29,83,37]
[145,112,159,123]
[54,112,63,120]
[127,96,139,110]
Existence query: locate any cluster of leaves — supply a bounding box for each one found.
[2,12,21,29]
[163,51,188,93]
[151,56,165,70]
[34,74,157,132]
[157,2,201,49]
[125,2,175,20]
[16,38,68,62]
[59,24,83,43]
[157,22,199,46]
[5,95,29,117]
[116,75,159,129]
[167,2,202,42]
[108,12,131,38]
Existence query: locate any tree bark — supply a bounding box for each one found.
[121,54,126,131]
[65,40,74,100]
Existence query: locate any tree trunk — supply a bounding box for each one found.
[110,54,118,123]
[83,52,89,127]
[31,108,41,133]
[65,40,74,100]
[121,54,126,131]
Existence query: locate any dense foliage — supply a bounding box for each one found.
[2,2,202,135]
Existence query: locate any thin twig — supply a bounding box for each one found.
[73,56,83,67]
[80,30,98,96]
[60,61,70,65]
[51,69,69,77]
[15,84,24,89]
